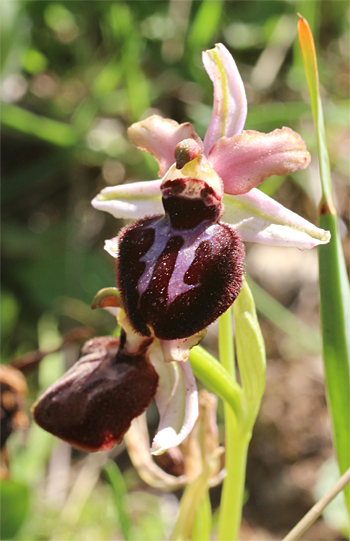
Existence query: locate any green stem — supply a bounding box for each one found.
[191,491,212,541]
[218,424,250,541]
[298,16,350,516]
[218,305,236,378]
[216,309,246,541]
[189,345,242,417]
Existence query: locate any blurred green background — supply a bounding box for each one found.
[1,1,349,539]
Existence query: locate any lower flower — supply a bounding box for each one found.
[33,300,202,455]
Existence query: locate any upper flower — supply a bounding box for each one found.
[92,43,330,251]
[92,43,330,342]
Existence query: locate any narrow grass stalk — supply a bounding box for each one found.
[171,450,222,541]
[104,461,131,541]
[282,467,350,541]
[298,15,350,513]
[1,103,78,147]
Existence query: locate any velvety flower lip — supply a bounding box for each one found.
[92,43,330,250]
[33,296,203,455]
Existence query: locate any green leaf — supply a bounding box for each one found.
[104,461,131,541]
[188,0,223,50]
[318,212,350,513]
[1,103,79,147]
[233,280,266,425]
[0,479,30,539]
[298,15,350,514]
[217,285,266,541]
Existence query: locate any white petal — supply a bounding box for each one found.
[125,415,187,489]
[91,179,163,220]
[104,236,119,258]
[202,43,247,155]
[223,188,331,249]
[149,344,198,455]
[160,330,206,363]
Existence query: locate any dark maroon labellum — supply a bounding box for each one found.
[33,336,158,452]
[117,178,245,340]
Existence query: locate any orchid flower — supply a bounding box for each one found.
[93,43,330,252]
[92,43,330,339]
[33,299,204,455]
[34,43,331,459]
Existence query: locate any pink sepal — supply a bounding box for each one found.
[203,43,247,154]
[128,115,202,177]
[209,128,311,195]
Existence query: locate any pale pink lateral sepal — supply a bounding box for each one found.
[209,128,311,195]
[202,43,247,155]
[223,189,331,249]
[91,179,163,220]
[128,115,202,177]
[149,342,199,456]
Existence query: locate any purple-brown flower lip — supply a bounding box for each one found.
[117,212,245,340]
[32,336,159,453]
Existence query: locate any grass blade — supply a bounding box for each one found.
[298,14,350,514]
[2,103,79,147]
[103,460,131,541]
